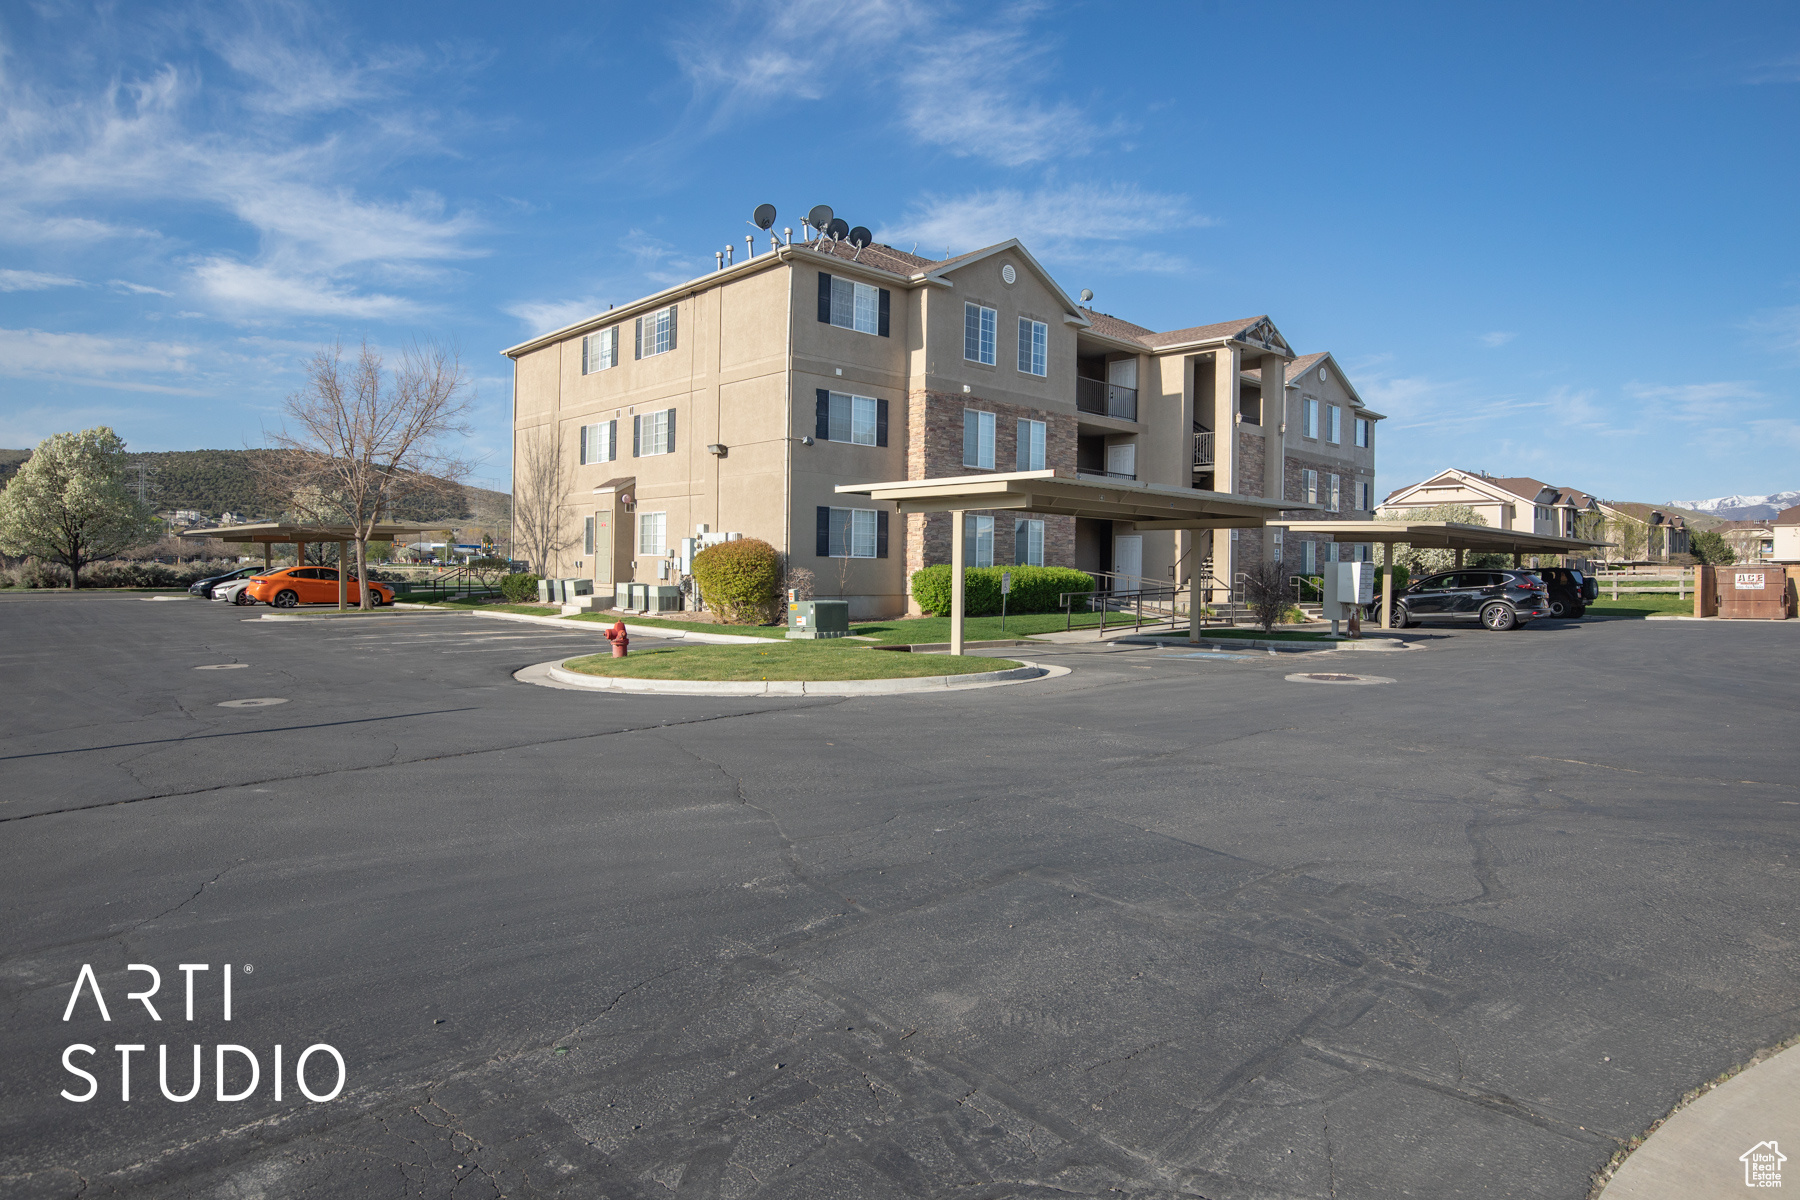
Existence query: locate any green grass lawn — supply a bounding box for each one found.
[562,641,1021,680]
[1139,626,1332,641]
[1586,594,1693,618]
[564,608,1135,643]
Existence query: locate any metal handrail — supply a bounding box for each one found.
[1075,377,1139,421]
[1193,431,1214,468]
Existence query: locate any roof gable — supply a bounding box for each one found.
[922,239,1084,319]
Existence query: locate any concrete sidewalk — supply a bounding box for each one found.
[1600,1042,1798,1197]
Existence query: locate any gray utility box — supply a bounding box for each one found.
[787,599,850,639]
[618,582,683,613]
[537,578,554,604]
[543,577,592,604]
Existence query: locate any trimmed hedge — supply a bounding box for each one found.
[499,572,541,603]
[693,537,782,624]
[910,565,1094,617]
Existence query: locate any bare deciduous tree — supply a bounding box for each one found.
[1240,555,1294,633]
[260,341,473,609]
[512,425,577,576]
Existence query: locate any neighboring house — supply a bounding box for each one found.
[1379,469,1603,537]
[504,228,1381,617]
[1721,520,1775,562]
[1773,505,1800,563]
[1595,501,1692,563]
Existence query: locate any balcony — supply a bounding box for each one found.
[1078,469,1137,482]
[1193,431,1214,469]
[1076,377,1138,422]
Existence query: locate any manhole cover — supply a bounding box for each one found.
[216,697,289,708]
[195,664,249,670]
[1285,672,1394,686]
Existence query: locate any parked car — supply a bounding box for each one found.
[1390,569,1552,631]
[1535,567,1596,618]
[214,574,276,605]
[187,565,262,599]
[240,567,396,609]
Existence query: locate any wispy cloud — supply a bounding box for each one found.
[1627,379,1764,421]
[1745,304,1800,356]
[191,259,420,321]
[0,269,85,291]
[878,183,1210,271]
[0,326,207,393]
[506,297,608,336]
[110,279,173,296]
[1478,330,1515,347]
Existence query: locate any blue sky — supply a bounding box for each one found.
[2,1,1798,503]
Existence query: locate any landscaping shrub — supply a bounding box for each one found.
[910,565,1094,617]
[499,572,542,603]
[692,537,782,624]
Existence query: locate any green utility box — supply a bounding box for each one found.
[787,598,850,639]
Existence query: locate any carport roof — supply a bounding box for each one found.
[1275,520,1609,554]
[177,521,447,544]
[836,470,1313,529]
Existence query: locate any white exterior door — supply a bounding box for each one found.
[1107,357,1137,388]
[1106,442,1136,478]
[1113,534,1143,583]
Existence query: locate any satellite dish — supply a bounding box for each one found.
[848,225,872,249]
[1080,289,1094,302]
[806,204,834,231]
[825,217,849,241]
[752,203,777,230]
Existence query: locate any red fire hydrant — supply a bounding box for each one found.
[605,620,629,658]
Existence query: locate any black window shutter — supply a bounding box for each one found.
[816,507,831,557]
[876,398,888,447]
[608,419,617,462]
[817,273,832,323]
[632,415,641,457]
[878,288,890,337]
[579,424,588,465]
[666,407,675,452]
[815,389,831,440]
[667,305,677,352]
[634,318,642,360]
[876,510,889,559]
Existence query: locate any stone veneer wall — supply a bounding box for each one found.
[1279,448,1378,568]
[903,389,1079,614]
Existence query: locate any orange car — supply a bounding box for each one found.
[242,567,396,609]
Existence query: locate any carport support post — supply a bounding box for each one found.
[1380,544,1394,629]
[261,543,271,570]
[337,540,348,611]
[950,510,966,656]
[1512,551,1522,567]
[1189,531,1203,644]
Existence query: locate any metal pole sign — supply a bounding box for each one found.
[1001,571,1011,631]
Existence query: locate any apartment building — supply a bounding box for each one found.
[504,227,1381,617]
[1775,506,1800,563]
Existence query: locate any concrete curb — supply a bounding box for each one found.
[1111,634,1419,653]
[1598,1042,1800,1198]
[530,657,1069,697]
[392,604,772,643]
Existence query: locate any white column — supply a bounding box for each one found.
[1261,352,1286,565]
[1210,348,1240,584]
[950,511,965,656]
[1380,544,1394,629]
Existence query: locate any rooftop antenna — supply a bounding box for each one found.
[848,225,872,262]
[1080,289,1094,303]
[806,204,833,247]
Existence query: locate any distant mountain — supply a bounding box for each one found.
[0,448,506,524]
[1671,490,1800,522]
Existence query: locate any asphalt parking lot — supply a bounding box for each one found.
[1,595,1796,1199]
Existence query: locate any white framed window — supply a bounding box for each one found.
[964,302,997,365]
[579,420,616,465]
[1014,518,1044,566]
[1355,417,1371,448]
[1303,397,1319,439]
[1328,473,1341,512]
[1017,317,1048,376]
[1272,528,1284,562]
[582,327,618,374]
[637,511,666,555]
[964,514,994,567]
[1358,543,1374,562]
[1327,404,1341,444]
[1301,468,1319,504]
[1356,480,1372,511]
[825,392,879,446]
[823,507,879,558]
[1016,418,1046,471]
[963,409,995,469]
[1302,540,1317,575]
[634,305,677,358]
[829,276,881,335]
[633,408,675,457]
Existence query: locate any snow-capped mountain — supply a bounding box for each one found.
[1671,490,1800,521]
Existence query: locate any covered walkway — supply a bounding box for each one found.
[1275,520,1611,628]
[836,470,1314,651]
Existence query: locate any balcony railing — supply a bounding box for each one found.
[1193,431,1214,469]
[1077,468,1137,482]
[1076,377,1138,421]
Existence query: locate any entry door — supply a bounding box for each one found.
[593,509,614,589]
[1113,535,1143,584]
[1106,442,1136,479]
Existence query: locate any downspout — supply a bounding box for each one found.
[782,249,794,563]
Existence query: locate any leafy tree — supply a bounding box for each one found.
[0,428,162,589]
[1688,528,1736,565]
[1379,504,1487,577]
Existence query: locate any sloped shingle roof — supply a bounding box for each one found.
[804,239,939,276]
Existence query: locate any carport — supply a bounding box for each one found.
[836,470,1311,652]
[1273,520,1611,629]
[180,521,444,611]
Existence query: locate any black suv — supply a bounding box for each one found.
[187,565,261,599]
[1391,569,1552,630]
[1536,566,1598,618]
